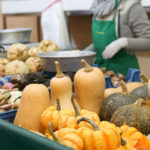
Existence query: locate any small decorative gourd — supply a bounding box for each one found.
[77,117,121,150]
[58,95,100,130]
[117,125,150,150]
[50,61,73,109]
[100,81,139,121]
[74,59,105,114]
[14,84,50,133]
[111,98,150,135]
[41,98,74,131]
[48,122,83,150]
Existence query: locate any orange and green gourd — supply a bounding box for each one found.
[48,122,83,150]
[77,117,121,150]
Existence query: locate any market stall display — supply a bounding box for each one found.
[1,50,150,149]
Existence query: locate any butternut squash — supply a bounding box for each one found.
[14,84,50,133]
[50,61,73,109]
[74,59,105,114]
[104,73,148,98]
[104,82,143,98]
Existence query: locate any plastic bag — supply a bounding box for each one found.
[41,0,75,50]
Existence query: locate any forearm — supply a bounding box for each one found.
[83,44,94,52]
[126,37,150,51]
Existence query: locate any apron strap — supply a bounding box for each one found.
[113,0,119,20]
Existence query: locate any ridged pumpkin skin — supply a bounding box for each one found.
[131,85,150,99]
[50,61,74,110]
[111,99,150,135]
[131,73,150,99]
[118,125,150,150]
[58,96,100,130]
[47,124,83,150]
[14,84,50,133]
[58,109,100,130]
[100,81,139,121]
[41,106,74,131]
[74,60,105,114]
[77,118,121,150]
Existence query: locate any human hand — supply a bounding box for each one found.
[102,38,128,59]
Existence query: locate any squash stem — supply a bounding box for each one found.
[120,81,128,95]
[49,122,60,142]
[71,94,80,117]
[140,73,149,85]
[81,59,93,72]
[134,98,146,106]
[121,138,127,146]
[56,98,61,111]
[77,117,100,131]
[120,131,127,146]
[55,61,65,78]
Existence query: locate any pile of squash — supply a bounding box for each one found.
[101,73,150,135]
[13,60,150,150]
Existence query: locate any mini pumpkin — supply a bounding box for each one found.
[58,95,100,130]
[41,98,74,131]
[77,117,121,150]
[111,98,150,135]
[48,122,83,150]
[100,81,139,121]
[117,125,150,150]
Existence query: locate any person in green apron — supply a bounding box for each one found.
[84,0,150,76]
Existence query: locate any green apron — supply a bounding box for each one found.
[92,0,139,76]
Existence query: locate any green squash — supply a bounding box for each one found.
[110,98,150,135]
[100,81,139,121]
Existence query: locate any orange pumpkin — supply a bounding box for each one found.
[47,122,83,150]
[77,117,121,150]
[118,125,150,150]
[41,98,74,131]
[58,95,100,130]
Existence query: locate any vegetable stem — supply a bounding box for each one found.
[140,73,149,85]
[77,117,100,131]
[49,122,60,142]
[55,61,64,78]
[71,94,80,117]
[81,59,93,72]
[120,81,128,95]
[56,98,61,111]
